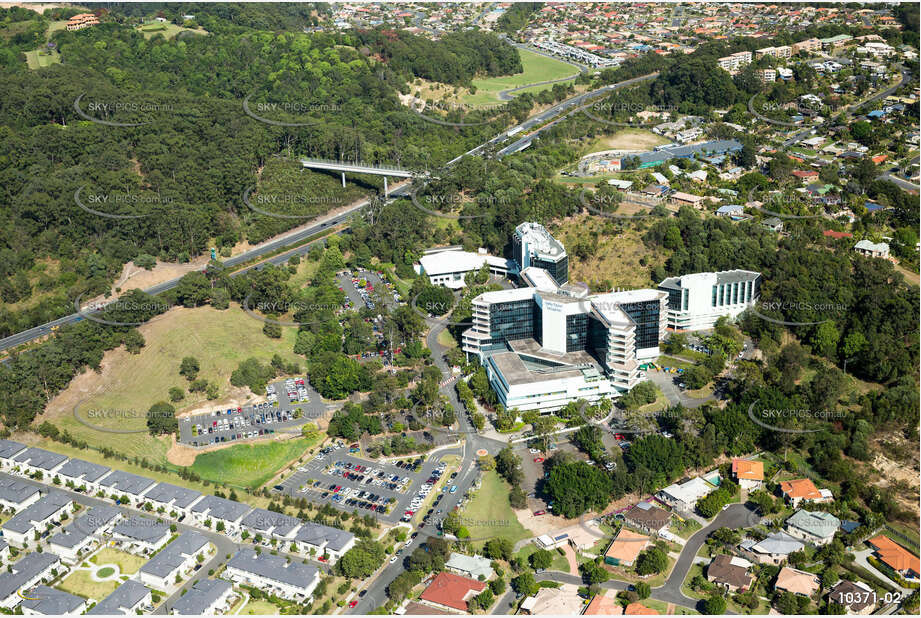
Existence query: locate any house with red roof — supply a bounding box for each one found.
[419,572,487,612]
[779,479,833,508]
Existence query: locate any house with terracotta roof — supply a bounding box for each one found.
[625,602,659,615]
[731,459,764,489]
[584,591,623,615]
[604,529,650,567]
[419,572,487,612]
[867,536,921,580]
[775,566,820,597]
[779,479,833,508]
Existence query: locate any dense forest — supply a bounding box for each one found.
[0,6,523,338]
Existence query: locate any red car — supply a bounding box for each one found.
[349,601,358,608]
[614,433,626,440]
[533,457,544,463]
[334,485,342,492]
[534,510,546,516]
[237,407,242,413]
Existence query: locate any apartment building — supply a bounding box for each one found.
[139,531,212,589]
[658,270,761,331]
[223,549,320,602]
[1,491,73,548]
[717,50,752,73]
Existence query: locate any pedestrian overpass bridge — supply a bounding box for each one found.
[300,158,426,196]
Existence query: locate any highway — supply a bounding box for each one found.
[0,187,409,356]
[496,72,659,157]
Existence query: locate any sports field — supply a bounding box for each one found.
[38,305,301,465]
[190,436,320,489]
[414,49,578,107]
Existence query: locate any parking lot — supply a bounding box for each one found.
[335,268,401,313]
[178,377,330,447]
[276,446,453,524]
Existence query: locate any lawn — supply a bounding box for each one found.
[240,599,280,615]
[91,548,147,575]
[190,436,320,489]
[58,570,119,600]
[459,470,533,548]
[24,48,61,69]
[412,49,577,107]
[39,305,302,465]
[136,22,207,39]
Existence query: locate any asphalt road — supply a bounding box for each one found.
[497,72,660,157]
[344,318,508,614]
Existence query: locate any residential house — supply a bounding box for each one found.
[241,508,301,543]
[223,549,320,602]
[624,503,671,536]
[867,536,921,580]
[188,495,251,537]
[779,479,832,508]
[20,586,86,616]
[87,580,152,615]
[111,516,171,554]
[139,531,212,589]
[11,448,68,478]
[604,529,650,567]
[584,591,624,615]
[785,510,841,546]
[762,217,784,232]
[854,239,890,259]
[731,459,764,490]
[0,440,28,470]
[775,566,820,597]
[1,491,73,548]
[48,505,120,564]
[0,477,42,512]
[170,579,235,615]
[445,553,494,580]
[293,521,355,563]
[53,459,111,494]
[657,477,717,512]
[142,483,204,519]
[670,191,705,208]
[96,470,156,507]
[828,580,876,614]
[65,13,99,31]
[744,531,805,565]
[706,554,753,592]
[0,553,61,610]
[715,204,744,217]
[419,572,487,613]
[520,583,583,614]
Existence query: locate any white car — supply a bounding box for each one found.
[529,448,539,454]
[390,556,398,564]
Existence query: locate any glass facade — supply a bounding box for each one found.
[488,299,537,346]
[620,300,661,349]
[663,286,682,311]
[532,255,569,284]
[565,313,588,353]
[587,316,609,363]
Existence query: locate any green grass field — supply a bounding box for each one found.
[136,22,207,39]
[190,436,319,489]
[58,570,119,600]
[465,50,578,104]
[458,470,532,548]
[91,548,147,575]
[24,48,61,69]
[40,305,302,465]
